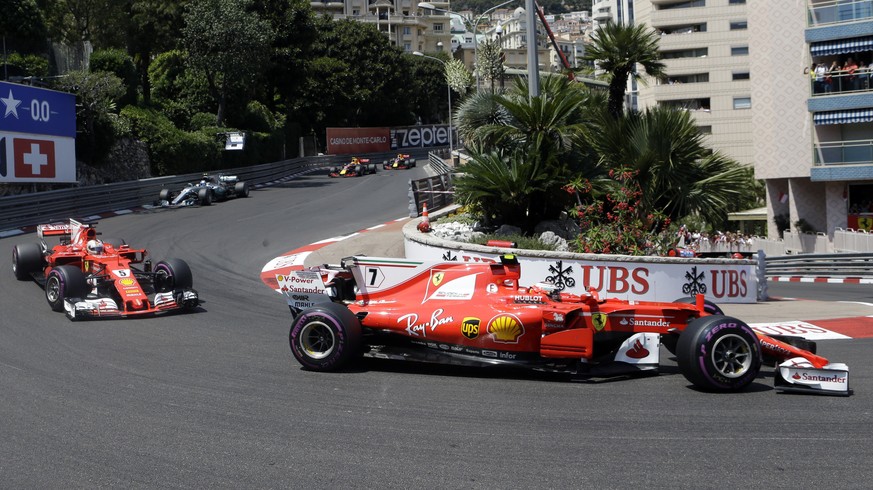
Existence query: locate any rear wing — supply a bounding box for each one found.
[37,219,96,244]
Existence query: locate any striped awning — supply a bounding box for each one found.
[813,109,873,125]
[810,36,873,56]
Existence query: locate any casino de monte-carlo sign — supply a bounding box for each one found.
[0,81,76,183]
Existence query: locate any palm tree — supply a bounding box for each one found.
[583,21,665,119]
[452,76,602,230]
[587,105,759,225]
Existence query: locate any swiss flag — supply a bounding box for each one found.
[14,138,56,179]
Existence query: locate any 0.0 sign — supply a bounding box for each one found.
[30,99,51,122]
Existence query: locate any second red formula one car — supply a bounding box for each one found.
[273,255,850,395]
[12,219,199,320]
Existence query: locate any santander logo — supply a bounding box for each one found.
[626,338,650,359]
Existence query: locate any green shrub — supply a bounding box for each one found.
[121,106,220,175]
[190,112,218,130]
[5,52,49,79]
[90,48,138,107]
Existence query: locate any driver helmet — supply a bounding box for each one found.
[86,239,104,255]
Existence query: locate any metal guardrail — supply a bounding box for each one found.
[408,150,454,217]
[0,149,433,232]
[764,252,873,277]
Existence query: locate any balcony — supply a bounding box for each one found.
[815,138,873,165]
[810,70,873,96]
[808,0,873,27]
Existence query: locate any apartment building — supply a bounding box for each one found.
[752,1,873,239]
[592,0,635,27]
[634,0,753,167]
[309,0,452,53]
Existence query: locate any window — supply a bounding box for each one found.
[697,126,712,135]
[730,20,748,30]
[662,48,708,59]
[403,27,411,35]
[664,73,710,84]
[433,23,443,31]
[404,43,411,52]
[731,46,749,56]
[733,72,750,80]
[658,0,705,10]
[660,98,711,111]
[733,97,752,109]
[659,23,707,35]
[729,0,746,4]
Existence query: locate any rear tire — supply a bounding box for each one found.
[45,265,89,312]
[13,243,44,280]
[289,303,362,371]
[154,258,193,292]
[197,188,212,205]
[676,315,762,392]
[234,181,249,197]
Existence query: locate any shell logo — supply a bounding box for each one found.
[487,314,524,343]
[120,278,136,287]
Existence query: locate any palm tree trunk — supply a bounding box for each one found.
[608,70,630,119]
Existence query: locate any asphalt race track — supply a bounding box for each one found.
[2,166,872,488]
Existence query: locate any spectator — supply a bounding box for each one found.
[844,57,859,91]
[828,60,841,91]
[814,62,827,94]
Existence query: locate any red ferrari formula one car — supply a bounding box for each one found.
[328,157,377,177]
[383,153,416,170]
[276,255,850,395]
[12,219,199,320]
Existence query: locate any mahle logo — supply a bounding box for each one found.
[461,317,480,339]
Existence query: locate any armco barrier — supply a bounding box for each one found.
[764,252,873,277]
[0,149,432,232]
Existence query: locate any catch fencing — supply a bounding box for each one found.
[407,149,454,217]
[0,150,431,232]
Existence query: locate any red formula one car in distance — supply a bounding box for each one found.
[12,219,199,320]
[328,157,377,178]
[275,255,850,395]
[383,153,416,170]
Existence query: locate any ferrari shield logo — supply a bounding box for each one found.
[592,313,608,331]
[432,272,445,287]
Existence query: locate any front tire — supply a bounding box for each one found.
[676,315,762,392]
[13,243,44,280]
[289,303,362,371]
[45,265,89,312]
[154,258,193,292]
[197,188,212,205]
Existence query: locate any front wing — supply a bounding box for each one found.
[63,289,199,320]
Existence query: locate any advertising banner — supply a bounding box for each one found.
[0,81,76,183]
[390,125,452,150]
[326,127,390,155]
[405,239,757,304]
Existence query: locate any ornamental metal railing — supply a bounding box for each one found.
[814,138,873,165]
[808,0,873,26]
